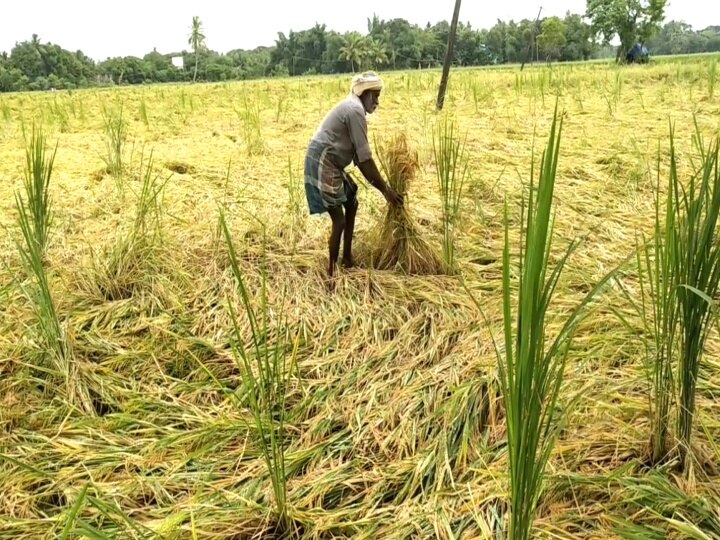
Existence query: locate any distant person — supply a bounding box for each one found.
[303,71,403,280]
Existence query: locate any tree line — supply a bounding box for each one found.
[1,8,719,93]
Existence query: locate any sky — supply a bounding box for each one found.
[1,0,717,62]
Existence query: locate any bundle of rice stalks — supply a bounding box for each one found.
[370,133,447,275]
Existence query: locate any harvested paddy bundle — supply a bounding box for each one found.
[370,133,446,275]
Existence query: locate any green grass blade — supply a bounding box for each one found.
[59,485,89,540]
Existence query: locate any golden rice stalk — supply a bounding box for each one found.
[371,133,447,275]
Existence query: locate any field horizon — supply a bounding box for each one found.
[2,54,720,539]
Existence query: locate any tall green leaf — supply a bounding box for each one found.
[494,102,617,539]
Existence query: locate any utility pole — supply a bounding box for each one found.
[436,0,462,112]
[520,6,543,71]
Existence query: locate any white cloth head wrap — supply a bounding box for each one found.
[351,71,384,96]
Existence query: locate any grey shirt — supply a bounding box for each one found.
[311,94,372,169]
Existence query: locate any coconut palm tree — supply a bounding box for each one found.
[339,33,367,73]
[367,38,389,70]
[188,16,206,83]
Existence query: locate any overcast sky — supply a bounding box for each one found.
[1,0,716,61]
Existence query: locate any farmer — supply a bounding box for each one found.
[304,71,404,279]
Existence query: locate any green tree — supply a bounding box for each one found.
[322,31,347,73]
[562,12,596,61]
[374,18,424,69]
[366,37,388,69]
[645,20,710,55]
[97,57,127,85]
[272,25,328,75]
[9,36,44,80]
[144,49,178,83]
[97,56,151,85]
[537,17,568,62]
[453,23,484,65]
[417,27,442,67]
[246,47,273,78]
[586,0,667,62]
[339,32,367,72]
[5,35,95,90]
[0,63,27,91]
[271,32,298,75]
[486,20,520,64]
[700,26,720,52]
[367,13,381,35]
[188,15,206,82]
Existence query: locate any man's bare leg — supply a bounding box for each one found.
[342,196,357,268]
[327,206,345,278]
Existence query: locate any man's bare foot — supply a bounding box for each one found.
[342,256,355,269]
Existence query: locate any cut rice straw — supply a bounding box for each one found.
[370,132,447,275]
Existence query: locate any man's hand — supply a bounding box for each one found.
[357,158,404,206]
[384,186,404,207]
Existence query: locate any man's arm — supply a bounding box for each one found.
[356,158,388,194]
[345,106,403,206]
[357,158,404,207]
